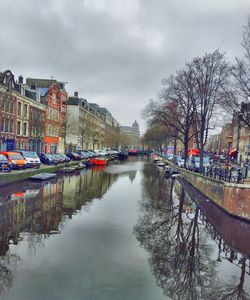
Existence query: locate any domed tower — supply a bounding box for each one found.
[131,120,140,148]
[132,120,139,130]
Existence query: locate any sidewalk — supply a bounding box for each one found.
[0,160,84,187]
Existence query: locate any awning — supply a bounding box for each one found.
[229,149,238,157]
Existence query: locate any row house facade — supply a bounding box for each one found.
[0,70,17,151]
[0,71,67,153]
[26,78,67,153]
[208,118,250,163]
[16,76,46,152]
[89,104,120,149]
[0,70,120,154]
[66,92,119,151]
[0,71,47,152]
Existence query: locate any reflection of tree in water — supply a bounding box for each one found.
[220,257,249,300]
[134,163,250,299]
[0,253,20,295]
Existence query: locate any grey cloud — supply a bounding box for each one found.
[1,0,250,132]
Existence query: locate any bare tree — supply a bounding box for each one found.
[143,50,229,170]
[142,124,173,154]
[143,66,198,166]
[190,50,230,170]
[161,67,199,164]
[118,132,133,149]
[63,115,78,151]
[222,19,250,129]
[78,123,89,149]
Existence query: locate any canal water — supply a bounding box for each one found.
[0,158,249,299]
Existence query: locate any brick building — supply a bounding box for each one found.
[0,70,17,151]
[26,78,67,153]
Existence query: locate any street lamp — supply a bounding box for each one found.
[226,135,233,170]
[236,112,243,164]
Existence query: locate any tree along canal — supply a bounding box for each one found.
[0,157,249,299]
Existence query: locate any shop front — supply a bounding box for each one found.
[44,137,59,154]
[0,138,16,151]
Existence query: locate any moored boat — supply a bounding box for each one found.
[30,173,57,181]
[90,158,108,166]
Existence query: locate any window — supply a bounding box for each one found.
[1,117,4,131]
[18,102,22,116]
[5,119,9,132]
[17,121,21,135]
[24,104,28,118]
[10,101,14,114]
[52,94,56,105]
[23,123,27,135]
[10,119,13,133]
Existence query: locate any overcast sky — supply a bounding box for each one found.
[1,0,250,133]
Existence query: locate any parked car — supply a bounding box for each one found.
[77,151,90,159]
[0,154,12,172]
[87,150,96,158]
[106,149,118,155]
[173,155,185,167]
[118,149,128,160]
[38,153,59,165]
[66,152,81,160]
[165,153,174,160]
[61,154,71,162]
[94,150,108,157]
[0,151,27,169]
[187,156,210,172]
[52,153,66,163]
[83,150,95,157]
[15,150,41,168]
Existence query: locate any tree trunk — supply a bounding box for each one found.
[184,135,189,168]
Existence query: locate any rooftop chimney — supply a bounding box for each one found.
[18,75,23,84]
[74,91,78,97]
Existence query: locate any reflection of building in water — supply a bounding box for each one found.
[0,169,121,296]
[0,170,120,255]
[62,169,119,216]
[62,174,84,215]
[128,171,137,182]
[33,179,64,234]
[0,178,64,256]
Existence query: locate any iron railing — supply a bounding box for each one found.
[198,165,246,184]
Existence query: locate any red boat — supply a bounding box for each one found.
[90,158,108,166]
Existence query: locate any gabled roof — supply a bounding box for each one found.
[26,78,57,88]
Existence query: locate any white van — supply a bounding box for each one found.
[15,150,41,168]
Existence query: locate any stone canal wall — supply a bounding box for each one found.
[177,167,250,221]
[180,168,224,206]
[0,161,82,187]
